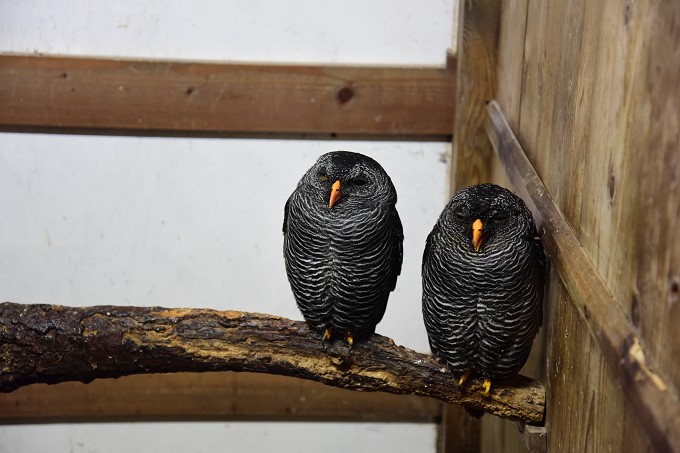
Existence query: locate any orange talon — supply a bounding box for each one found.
[482,378,491,395]
[459,371,471,386]
[322,328,333,347]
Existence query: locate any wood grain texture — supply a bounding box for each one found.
[479,3,535,451]
[460,3,542,451]
[0,303,545,423]
[436,403,481,453]
[449,0,501,194]
[0,372,441,424]
[485,100,680,452]
[490,0,680,450]
[0,54,455,140]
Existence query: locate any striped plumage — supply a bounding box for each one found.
[283,151,403,346]
[422,183,545,391]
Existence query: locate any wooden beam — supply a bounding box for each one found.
[0,54,455,140]
[485,100,680,453]
[436,404,481,453]
[0,303,545,423]
[449,0,501,193]
[0,372,441,424]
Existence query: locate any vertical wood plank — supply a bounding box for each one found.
[490,0,529,190]
[519,0,658,446]
[486,96,680,451]
[519,3,609,451]
[544,280,652,453]
[495,0,529,133]
[493,0,680,450]
[449,0,502,194]
[437,407,481,453]
[628,0,680,395]
[480,3,534,451]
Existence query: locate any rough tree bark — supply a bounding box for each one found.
[0,302,545,423]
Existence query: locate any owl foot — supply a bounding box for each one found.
[346,333,354,350]
[322,328,333,348]
[458,371,471,386]
[481,378,491,395]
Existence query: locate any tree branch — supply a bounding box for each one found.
[0,302,544,423]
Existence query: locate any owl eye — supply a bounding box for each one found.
[317,167,329,181]
[492,212,509,224]
[454,209,467,221]
[350,177,368,186]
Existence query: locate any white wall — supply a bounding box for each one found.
[0,1,456,452]
[0,0,454,64]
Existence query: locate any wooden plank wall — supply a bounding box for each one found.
[483,0,680,451]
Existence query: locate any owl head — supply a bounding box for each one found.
[443,183,536,253]
[299,151,397,209]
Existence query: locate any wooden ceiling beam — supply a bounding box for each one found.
[0,54,455,141]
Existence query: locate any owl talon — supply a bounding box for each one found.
[458,371,471,386]
[346,333,354,349]
[482,378,491,395]
[322,328,333,347]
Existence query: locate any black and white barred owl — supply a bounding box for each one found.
[284,151,403,347]
[422,183,545,394]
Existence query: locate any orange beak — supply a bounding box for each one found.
[329,180,341,208]
[472,218,483,252]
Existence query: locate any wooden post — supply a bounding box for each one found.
[449,0,501,193]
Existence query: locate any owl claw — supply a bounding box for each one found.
[458,371,470,386]
[482,378,491,395]
[346,333,354,350]
[322,328,333,348]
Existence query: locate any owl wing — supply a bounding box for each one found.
[282,195,291,235]
[530,225,547,328]
[531,228,549,294]
[388,207,404,292]
[481,231,546,378]
[421,223,445,357]
[422,222,439,272]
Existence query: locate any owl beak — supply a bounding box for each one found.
[472,219,483,252]
[329,180,341,208]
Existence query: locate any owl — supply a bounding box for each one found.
[283,151,403,347]
[422,183,545,394]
